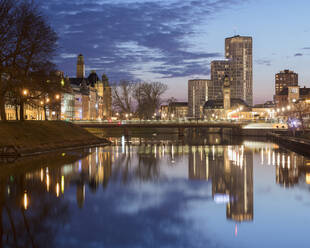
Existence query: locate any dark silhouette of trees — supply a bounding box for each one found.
[112,81,167,119]
[0,0,59,121]
[112,80,135,115]
[287,100,310,135]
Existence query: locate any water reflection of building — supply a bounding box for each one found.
[71,148,112,207]
[76,183,85,208]
[189,145,253,222]
[7,147,114,210]
[257,147,310,188]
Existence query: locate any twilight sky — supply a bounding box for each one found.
[38,0,310,104]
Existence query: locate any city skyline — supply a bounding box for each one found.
[38,0,310,104]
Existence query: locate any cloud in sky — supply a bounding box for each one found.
[294,53,303,57]
[39,0,247,81]
[255,59,271,66]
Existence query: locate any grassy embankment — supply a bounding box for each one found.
[0,121,109,155]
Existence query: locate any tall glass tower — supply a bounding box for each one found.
[225,36,253,106]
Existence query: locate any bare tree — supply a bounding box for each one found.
[112,81,167,119]
[287,100,310,134]
[0,0,58,121]
[0,0,16,120]
[134,82,167,119]
[112,80,135,115]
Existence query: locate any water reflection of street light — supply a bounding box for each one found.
[56,183,60,197]
[61,176,65,193]
[23,192,29,210]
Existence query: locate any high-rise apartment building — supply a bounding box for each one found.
[209,36,253,106]
[210,60,231,100]
[225,36,253,106]
[275,69,298,95]
[188,79,211,118]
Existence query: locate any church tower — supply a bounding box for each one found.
[223,75,231,110]
[77,54,85,78]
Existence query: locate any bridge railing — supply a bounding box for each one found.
[72,119,245,125]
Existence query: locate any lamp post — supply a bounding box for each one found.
[54,94,61,120]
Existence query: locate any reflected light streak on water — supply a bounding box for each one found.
[1,137,310,248]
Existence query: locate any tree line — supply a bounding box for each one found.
[112,80,167,120]
[0,0,66,121]
[0,0,168,122]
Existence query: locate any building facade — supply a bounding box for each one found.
[188,79,211,118]
[160,102,188,120]
[210,60,231,100]
[68,54,112,120]
[275,70,298,95]
[275,86,310,108]
[208,36,253,106]
[225,35,253,106]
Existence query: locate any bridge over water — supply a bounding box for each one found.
[74,120,245,136]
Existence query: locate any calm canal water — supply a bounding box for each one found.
[1,135,310,248]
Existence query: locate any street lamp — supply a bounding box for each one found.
[23,89,28,96]
[55,94,60,100]
[46,98,50,103]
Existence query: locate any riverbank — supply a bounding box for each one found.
[0,121,110,157]
[268,132,310,157]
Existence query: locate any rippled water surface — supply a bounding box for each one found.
[1,136,310,248]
